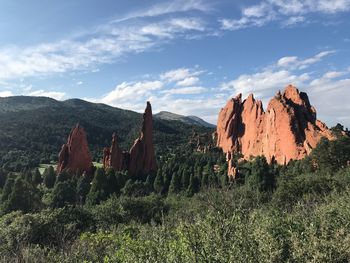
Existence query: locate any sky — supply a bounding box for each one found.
[0,0,349,127]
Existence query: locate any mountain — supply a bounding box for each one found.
[216,85,335,177]
[154,111,215,128]
[0,96,213,171]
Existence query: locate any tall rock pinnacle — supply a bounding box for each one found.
[129,101,157,176]
[103,101,157,177]
[216,85,335,176]
[57,124,93,174]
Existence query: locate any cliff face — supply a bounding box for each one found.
[57,124,93,174]
[216,85,334,176]
[103,101,157,177]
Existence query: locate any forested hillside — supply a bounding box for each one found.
[0,96,212,171]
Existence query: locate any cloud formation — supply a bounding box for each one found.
[220,0,350,30]
[0,1,208,82]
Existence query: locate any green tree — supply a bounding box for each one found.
[201,171,209,188]
[86,168,107,205]
[43,166,56,188]
[181,167,191,190]
[105,168,119,196]
[153,170,164,194]
[311,137,350,173]
[77,173,91,205]
[0,168,7,188]
[169,172,181,194]
[246,156,275,191]
[32,168,42,186]
[2,176,41,213]
[187,175,200,197]
[1,174,15,202]
[50,181,77,208]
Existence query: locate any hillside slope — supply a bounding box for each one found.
[155,111,215,128]
[0,96,213,171]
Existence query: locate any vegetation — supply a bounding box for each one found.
[1,97,350,262]
[0,96,212,171]
[0,132,349,262]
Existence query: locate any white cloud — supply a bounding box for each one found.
[222,70,310,98]
[176,76,199,86]
[113,0,211,23]
[28,90,66,100]
[220,0,350,30]
[282,16,305,27]
[160,68,193,82]
[0,5,207,82]
[160,67,204,84]
[141,18,205,38]
[164,86,207,95]
[86,67,221,124]
[0,91,13,97]
[77,81,83,85]
[96,80,163,107]
[277,51,335,69]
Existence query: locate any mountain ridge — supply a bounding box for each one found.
[0,96,213,171]
[155,110,215,128]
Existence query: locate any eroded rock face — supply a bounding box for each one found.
[217,85,334,176]
[57,124,93,174]
[104,102,157,177]
[129,102,157,176]
[103,133,129,171]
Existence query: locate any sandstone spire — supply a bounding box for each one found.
[57,124,93,174]
[216,85,334,176]
[103,101,157,177]
[129,101,157,176]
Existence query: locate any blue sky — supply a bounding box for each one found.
[0,0,350,126]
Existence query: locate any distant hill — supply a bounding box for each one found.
[155,111,215,128]
[0,96,214,171]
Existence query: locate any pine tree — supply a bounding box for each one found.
[1,175,15,202]
[201,172,209,188]
[106,168,119,196]
[86,168,107,205]
[43,166,56,188]
[187,175,200,197]
[181,168,190,190]
[153,170,164,194]
[2,176,41,213]
[51,181,77,208]
[32,168,42,186]
[169,172,181,194]
[77,173,90,205]
[247,156,275,191]
[0,168,7,188]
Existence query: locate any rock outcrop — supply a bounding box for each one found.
[57,124,93,174]
[128,102,157,177]
[103,102,157,177]
[103,133,128,171]
[216,85,334,176]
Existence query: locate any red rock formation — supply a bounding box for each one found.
[217,85,334,176]
[57,124,93,174]
[103,102,157,177]
[129,101,157,176]
[102,147,110,169]
[103,133,128,171]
